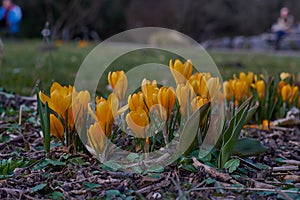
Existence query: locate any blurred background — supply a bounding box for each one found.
[1,0,300,95]
[17,0,300,41]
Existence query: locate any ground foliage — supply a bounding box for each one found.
[0,92,299,199]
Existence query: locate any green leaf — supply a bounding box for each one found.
[33,158,66,170]
[102,160,123,171]
[180,164,197,173]
[224,158,240,173]
[127,153,140,162]
[45,158,66,166]
[69,157,88,166]
[245,103,259,124]
[200,178,217,185]
[44,102,51,157]
[36,87,45,133]
[132,166,143,174]
[177,102,211,154]
[219,97,252,168]
[233,138,268,157]
[145,173,161,179]
[51,191,64,199]
[84,182,101,189]
[31,183,47,193]
[146,165,164,173]
[106,190,122,197]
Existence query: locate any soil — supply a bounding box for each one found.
[0,92,299,199]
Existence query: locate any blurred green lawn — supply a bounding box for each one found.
[0,40,300,96]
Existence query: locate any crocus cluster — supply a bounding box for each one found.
[224,71,299,123]
[85,59,219,154]
[39,82,90,144]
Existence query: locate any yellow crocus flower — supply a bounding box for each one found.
[235,80,246,102]
[289,86,299,105]
[39,82,73,120]
[191,96,209,113]
[206,77,220,100]
[280,72,291,81]
[108,70,128,101]
[87,122,105,154]
[281,84,292,102]
[246,72,254,85]
[223,81,234,101]
[128,92,146,112]
[68,90,91,129]
[176,83,194,116]
[277,81,286,94]
[50,114,64,140]
[239,72,247,82]
[188,72,209,98]
[126,106,149,138]
[157,86,176,121]
[95,96,114,137]
[169,59,193,84]
[252,80,265,100]
[232,80,249,104]
[141,79,159,110]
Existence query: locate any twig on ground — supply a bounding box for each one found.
[135,179,170,194]
[0,188,23,198]
[190,187,300,194]
[281,160,300,166]
[192,157,243,186]
[271,166,299,172]
[0,91,36,102]
[18,105,23,125]
[233,156,264,171]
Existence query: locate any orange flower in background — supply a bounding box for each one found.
[126,107,149,138]
[87,122,106,154]
[176,83,195,116]
[262,119,274,131]
[39,82,73,120]
[157,86,176,121]
[55,40,63,47]
[169,59,193,84]
[141,79,159,110]
[78,40,88,48]
[108,70,128,101]
[49,114,64,140]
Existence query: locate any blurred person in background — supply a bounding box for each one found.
[0,0,22,36]
[272,7,294,50]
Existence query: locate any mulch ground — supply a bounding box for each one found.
[0,92,299,199]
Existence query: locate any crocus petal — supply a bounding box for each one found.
[50,114,64,140]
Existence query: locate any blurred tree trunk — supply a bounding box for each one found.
[52,0,105,39]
